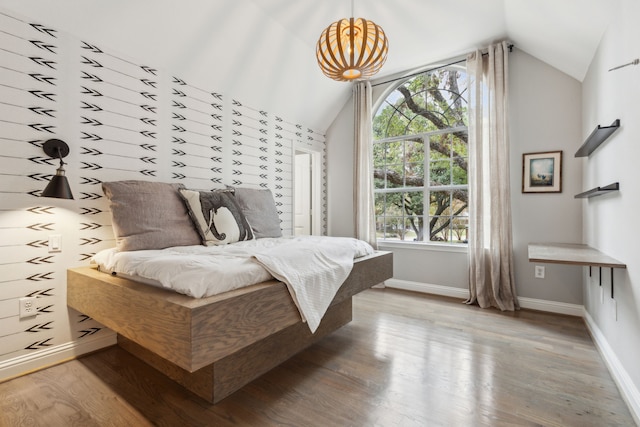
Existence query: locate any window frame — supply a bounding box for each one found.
[372,65,469,248]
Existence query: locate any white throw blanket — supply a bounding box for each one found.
[92,236,374,333]
[251,236,372,332]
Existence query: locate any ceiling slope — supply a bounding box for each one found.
[0,0,615,131]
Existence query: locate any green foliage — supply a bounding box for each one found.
[373,69,468,140]
[374,67,469,243]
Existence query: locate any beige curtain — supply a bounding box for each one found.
[353,80,377,249]
[466,41,519,311]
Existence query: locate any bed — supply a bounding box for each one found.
[66,180,393,403]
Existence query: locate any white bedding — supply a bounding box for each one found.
[92,236,374,332]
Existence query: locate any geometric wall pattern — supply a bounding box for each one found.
[0,8,326,366]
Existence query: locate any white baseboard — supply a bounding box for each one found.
[517,296,584,317]
[385,279,469,299]
[584,311,640,426]
[0,332,116,383]
[385,279,583,316]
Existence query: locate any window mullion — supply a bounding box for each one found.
[401,140,405,239]
[423,135,429,243]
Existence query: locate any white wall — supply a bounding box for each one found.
[509,49,584,304]
[325,97,355,238]
[581,0,640,419]
[326,48,584,305]
[0,5,325,380]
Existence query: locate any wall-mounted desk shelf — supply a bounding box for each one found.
[528,243,625,268]
[575,119,620,157]
[528,243,626,297]
[575,182,619,199]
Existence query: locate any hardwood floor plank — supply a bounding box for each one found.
[0,288,634,426]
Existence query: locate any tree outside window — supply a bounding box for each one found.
[373,65,468,243]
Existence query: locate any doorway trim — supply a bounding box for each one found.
[293,139,324,236]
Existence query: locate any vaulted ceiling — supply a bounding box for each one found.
[257,0,614,81]
[0,0,615,131]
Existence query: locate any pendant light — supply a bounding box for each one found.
[316,0,389,81]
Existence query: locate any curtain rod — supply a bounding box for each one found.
[371,43,514,88]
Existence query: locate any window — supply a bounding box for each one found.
[373,65,468,244]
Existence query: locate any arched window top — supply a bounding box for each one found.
[373,66,468,140]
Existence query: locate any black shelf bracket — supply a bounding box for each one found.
[575,119,620,157]
[611,268,614,299]
[594,266,615,298]
[599,267,602,287]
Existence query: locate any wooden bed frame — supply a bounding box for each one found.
[67,250,392,403]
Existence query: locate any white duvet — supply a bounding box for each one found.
[92,236,374,332]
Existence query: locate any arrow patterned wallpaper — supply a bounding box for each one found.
[0,8,327,376]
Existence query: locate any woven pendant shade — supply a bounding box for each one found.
[316,17,388,81]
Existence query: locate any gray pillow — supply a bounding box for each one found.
[229,187,282,238]
[179,188,254,245]
[102,180,201,251]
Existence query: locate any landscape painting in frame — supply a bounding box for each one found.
[522,151,562,193]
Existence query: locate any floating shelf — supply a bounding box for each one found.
[528,243,626,298]
[575,182,619,199]
[575,119,620,157]
[528,243,626,268]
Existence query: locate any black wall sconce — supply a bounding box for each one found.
[41,138,74,199]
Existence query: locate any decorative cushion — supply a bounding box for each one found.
[102,180,201,252]
[228,187,282,238]
[179,188,254,245]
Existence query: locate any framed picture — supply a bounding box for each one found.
[522,151,562,193]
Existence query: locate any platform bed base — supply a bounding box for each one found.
[67,251,392,403]
[118,298,352,403]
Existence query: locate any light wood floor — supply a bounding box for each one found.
[0,288,635,426]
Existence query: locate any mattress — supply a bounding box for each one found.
[92,235,375,332]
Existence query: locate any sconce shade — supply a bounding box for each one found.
[41,138,74,199]
[41,168,74,199]
[316,17,388,81]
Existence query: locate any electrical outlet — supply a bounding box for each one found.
[19,297,37,319]
[48,234,62,253]
[534,265,545,279]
